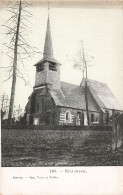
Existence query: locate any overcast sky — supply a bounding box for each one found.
[0,2,123,110]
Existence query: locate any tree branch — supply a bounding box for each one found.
[0,66,12,68]
[6,14,18,24]
[21,8,33,16]
[2,43,14,50]
[2,51,13,59]
[17,53,25,67]
[3,74,13,82]
[21,16,32,24]
[8,32,16,47]
[17,73,28,86]
[18,44,32,58]
[2,24,16,32]
[7,8,18,15]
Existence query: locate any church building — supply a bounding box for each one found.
[26,15,122,126]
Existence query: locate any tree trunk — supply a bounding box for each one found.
[8,1,21,124]
[85,63,90,126]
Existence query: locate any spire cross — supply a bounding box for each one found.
[48,2,50,15]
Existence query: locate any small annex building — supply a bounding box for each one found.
[25,15,122,126]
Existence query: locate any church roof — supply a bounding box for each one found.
[43,15,53,59]
[50,82,86,110]
[34,15,61,66]
[34,56,61,66]
[50,79,121,111]
[81,78,121,110]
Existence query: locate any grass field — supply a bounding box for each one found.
[1,129,123,166]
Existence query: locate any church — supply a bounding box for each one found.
[25,15,122,126]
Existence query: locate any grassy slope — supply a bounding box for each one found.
[1,129,123,166]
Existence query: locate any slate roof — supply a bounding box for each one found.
[50,79,122,111]
[34,56,61,66]
[81,78,121,110]
[50,82,86,110]
[32,79,121,112]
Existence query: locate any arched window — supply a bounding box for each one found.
[66,111,71,122]
[91,113,94,123]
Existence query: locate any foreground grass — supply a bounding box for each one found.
[1,129,123,166]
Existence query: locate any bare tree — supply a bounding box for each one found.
[1,93,9,120]
[16,104,22,121]
[73,40,94,126]
[1,1,39,124]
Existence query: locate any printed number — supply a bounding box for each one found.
[50,169,57,173]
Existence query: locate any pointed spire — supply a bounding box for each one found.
[43,14,53,59]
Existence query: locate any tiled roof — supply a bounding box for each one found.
[31,79,121,111]
[61,82,86,109]
[50,82,86,110]
[81,78,121,110]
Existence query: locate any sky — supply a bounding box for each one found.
[0,2,123,111]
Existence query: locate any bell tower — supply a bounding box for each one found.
[34,14,61,90]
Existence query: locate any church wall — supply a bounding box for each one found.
[58,107,101,126]
[102,109,113,125]
[46,64,61,90]
[46,70,61,89]
[89,111,101,124]
[35,69,46,86]
[35,62,61,89]
[28,89,102,126]
[32,89,59,125]
[59,107,76,125]
[57,88,101,126]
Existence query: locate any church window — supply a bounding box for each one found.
[36,64,44,72]
[66,111,71,122]
[91,113,94,123]
[49,62,57,71]
[77,112,81,119]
